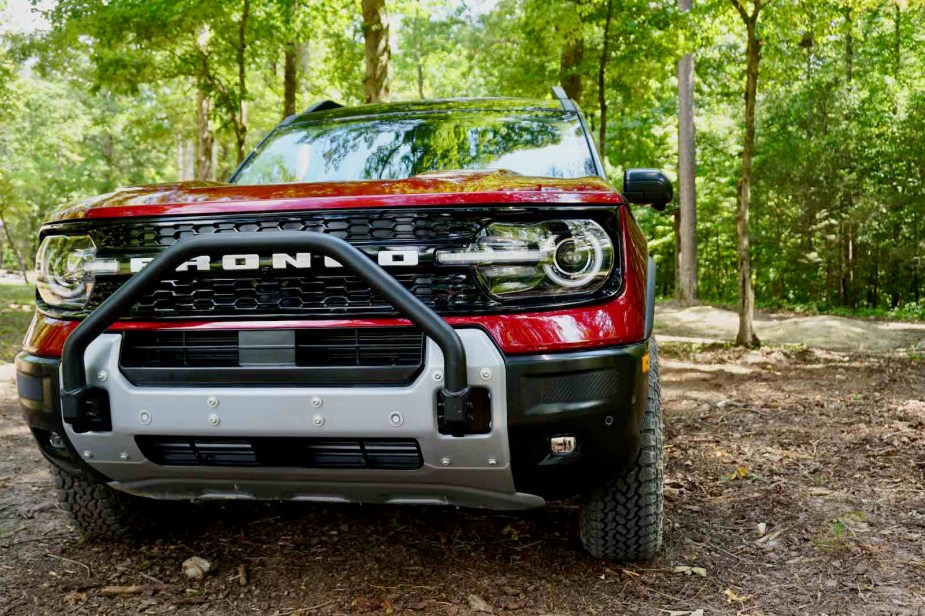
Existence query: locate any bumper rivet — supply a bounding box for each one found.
[207,396,219,408]
[604,415,614,426]
[208,413,220,426]
[82,450,93,459]
[119,452,130,461]
[96,370,108,382]
[311,396,323,408]
[313,414,325,427]
[389,412,403,427]
[480,368,492,380]
[440,457,451,466]
[139,410,152,425]
[432,371,443,382]
[487,457,498,466]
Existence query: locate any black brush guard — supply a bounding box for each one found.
[60,232,472,434]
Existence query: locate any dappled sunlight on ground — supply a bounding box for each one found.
[656,303,925,352]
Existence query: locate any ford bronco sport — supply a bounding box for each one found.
[16,88,672,561]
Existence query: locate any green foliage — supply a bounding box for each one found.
[0,0,922,321]
[0,283,34,362]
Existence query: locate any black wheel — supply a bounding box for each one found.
[53,467,161,541]
[579,338,663,561]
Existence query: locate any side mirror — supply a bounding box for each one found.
[622,169,673,211]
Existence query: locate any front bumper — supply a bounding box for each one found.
[17,335,647,506]
[19,229,648,507]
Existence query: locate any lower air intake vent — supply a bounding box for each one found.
[136,437,422,470]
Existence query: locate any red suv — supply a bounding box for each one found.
[16,88,672,561]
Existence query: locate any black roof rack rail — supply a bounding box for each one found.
[303,100,344,114]
[279,100,344,127]
[550,85,577,112]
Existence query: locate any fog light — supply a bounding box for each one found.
[550,435,577,455]
[48,431,65,449]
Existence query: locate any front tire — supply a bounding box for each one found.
[579,338,663,560]
[53,467,156,541]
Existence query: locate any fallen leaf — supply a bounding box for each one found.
[725,588,751,603]
[467,593,493,614]
[673,565,707,577]
[182,556,212,580]
[351,596,383,612]
[100,584,172,595]
[63,591,87,604]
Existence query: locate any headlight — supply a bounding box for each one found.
[436,220,614,299]
[35,235,111,309]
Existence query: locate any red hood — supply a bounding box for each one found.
[46,171,622,222]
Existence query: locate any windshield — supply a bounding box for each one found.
[232,111,597,184]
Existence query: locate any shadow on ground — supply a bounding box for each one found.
[1,343,924,615]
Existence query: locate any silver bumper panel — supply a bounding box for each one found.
[63,329,544,509]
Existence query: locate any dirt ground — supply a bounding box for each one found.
[2,340,924,615]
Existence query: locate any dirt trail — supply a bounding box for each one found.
[2,342,923,615]
[656,303,925,352]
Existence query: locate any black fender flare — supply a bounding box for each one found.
[644,257,656,339]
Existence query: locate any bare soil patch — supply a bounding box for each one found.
[1,344,924,615]
[656,303,925,352]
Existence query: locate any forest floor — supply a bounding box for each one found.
[2,335,924,615]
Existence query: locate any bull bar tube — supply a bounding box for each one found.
[60,232,472,434]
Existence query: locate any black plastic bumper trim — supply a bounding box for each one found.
[644,257,656,339]
[15,353,107,481]
[505,341,649,499]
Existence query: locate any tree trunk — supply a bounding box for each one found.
[560,32,584,103]
[673,210,681,299]
[596,0,613,160]
[677,0,697,303]
[283,41,299,118]
[362,0,390,103]
[843,6,853,83]
[233,0,250,165]
[195,88,215,181]
[734,15,761,348]
[176,137,195,181]
[0,213,28,282]
[416,57,424,99]
[894,3,901,76]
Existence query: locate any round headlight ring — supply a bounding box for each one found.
[35,235,98,309]
[543,231,605,289]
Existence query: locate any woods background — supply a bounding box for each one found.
[0,0,923,321]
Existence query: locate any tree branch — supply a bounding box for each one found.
[729,0,750,23]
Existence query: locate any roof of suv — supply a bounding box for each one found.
[287,97,569,125]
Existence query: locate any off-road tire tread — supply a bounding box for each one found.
[53,467,148,541]
[579,338,663,560]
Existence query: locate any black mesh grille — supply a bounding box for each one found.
[121,331,240,367]
[295,328,424,367]
[41,208,621,319]
[78,210,484,249]
[88,271,487,319]
[120,328,424,369]
[136,436,423,470]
